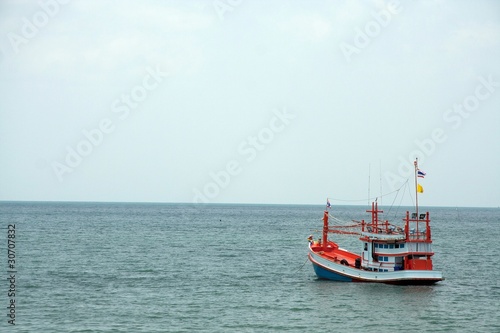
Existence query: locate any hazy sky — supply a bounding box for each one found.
[1,0,499,207]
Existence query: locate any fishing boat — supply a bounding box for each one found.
[308,159,444,284]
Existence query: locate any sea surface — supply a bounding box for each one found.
[1,202,499,332]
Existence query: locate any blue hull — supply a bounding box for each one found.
[312,261,353,282]
[311,259,442,284]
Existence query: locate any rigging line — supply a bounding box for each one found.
[328,213,349,223]
[328,181,408,203]
[386,178,409,217]
[328,214,360,227]
[394,184,406,221]
[388,180,409,221]
[329,224,360,228]
[385,189,400,218]
[406,179,415,208]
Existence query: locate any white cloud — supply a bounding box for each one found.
[5,1,215,83]
[282,13,333,42]
[445,21,500,52]
[1,0,499,206]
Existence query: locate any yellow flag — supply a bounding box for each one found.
[417,184,424,193]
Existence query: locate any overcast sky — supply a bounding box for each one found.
[0,0,499,207]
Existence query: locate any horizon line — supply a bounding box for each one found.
[0,199,498,209]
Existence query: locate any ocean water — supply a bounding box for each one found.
[1,202,499,332]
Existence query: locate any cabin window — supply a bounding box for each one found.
[395,244,400,249]
[389,244,394,249]
[384,244,389,249]
[378,256,389,262]
[374,243,378,248]
[364,243,368,251]
[400,244,405,248]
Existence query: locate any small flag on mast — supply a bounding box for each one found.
[417,184,424,193]
[417,169,426,178]
[326,199,331,208]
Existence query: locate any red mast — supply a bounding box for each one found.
[322,210,329,250]
[366,201,383,232]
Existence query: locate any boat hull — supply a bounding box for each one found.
[312,260,354,282]
[309,249,444,285]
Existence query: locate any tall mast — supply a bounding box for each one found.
[414,158,419,220]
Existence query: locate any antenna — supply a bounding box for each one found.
[379,160,382,206]
[368,163,371,205]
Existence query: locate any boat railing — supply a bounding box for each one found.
[360,231,406,240]
[407,228,429,240]
[404,211,432,242]
[365,225,404,235]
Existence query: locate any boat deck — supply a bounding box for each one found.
[310,242,360,267]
